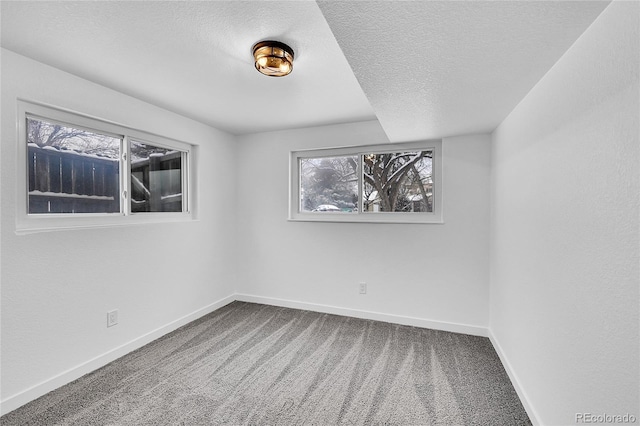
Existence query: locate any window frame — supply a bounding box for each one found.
[289,140,443,224]
[16,100,194,234]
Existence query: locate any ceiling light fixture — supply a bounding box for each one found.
[252,40,294,77]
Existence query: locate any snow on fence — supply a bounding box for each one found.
[28,144,119,214]
[28,144,182,214]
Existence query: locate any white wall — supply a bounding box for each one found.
[0,49,237,413]
[236,122,491,334]
[490,2,639,425]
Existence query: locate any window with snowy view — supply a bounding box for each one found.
[19,102,192,232]
[130,141,183,213]
[363,151,432,213]
[299,155,358,213]
[27,117,121,214]
[290,141,442,223]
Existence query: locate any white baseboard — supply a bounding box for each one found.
[0,294,235,416]
[234,293,489,337]
[488,330,541,426]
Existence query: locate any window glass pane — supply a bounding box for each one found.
[299,155,358,212]
[130,141,183,213]
[27,117,121,214]
[363,150,433,213]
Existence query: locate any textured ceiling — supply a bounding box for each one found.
[318,0,610,142]
[0,1,375,135]
[1,1,609,140]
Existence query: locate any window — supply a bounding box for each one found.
[362,150,433,213]
[130,141,184,213]
[17,101,193,233]
[27,117,122,214]
[300,155,358,213]
[290,141,442,223]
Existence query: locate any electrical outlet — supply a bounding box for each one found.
[107,309,118,327]
[359,282,367,294]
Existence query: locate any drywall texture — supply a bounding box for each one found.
[1,50,237,408]
[490,2,639,425]
[318,0,609,143]
[236,122,491,331]
[1,1,375,135]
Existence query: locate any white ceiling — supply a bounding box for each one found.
[1,1,609,140]
[318,0,610,142]
[0,0,376,135]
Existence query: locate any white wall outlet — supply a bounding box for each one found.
[359,282,367,294]
[107,309,118,327]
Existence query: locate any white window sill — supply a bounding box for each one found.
[15,213,195,235]
[288,212,444,224]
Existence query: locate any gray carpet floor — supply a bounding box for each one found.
[1,302,531,425]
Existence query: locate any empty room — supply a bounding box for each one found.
[1,1,638,425]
